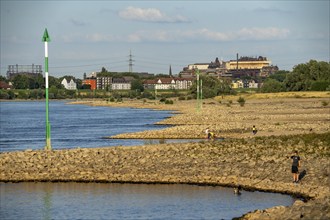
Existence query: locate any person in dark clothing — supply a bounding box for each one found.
[290,150,301,183]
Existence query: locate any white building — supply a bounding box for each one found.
[187,63,210,70]
[175,78,194,90]
[143,78,193,90]
[111,78,131,90]
[61,78,77,90]
[155,78,176,90]
[249,80,259,89]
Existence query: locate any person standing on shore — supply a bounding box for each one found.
[290,150,301,183]
[252,125,258,135]
[205,128,210,139]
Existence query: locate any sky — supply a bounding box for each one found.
[1,0,329,79]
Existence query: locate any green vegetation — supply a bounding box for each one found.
[237,96,246,106]
[189,75,235,99]
[261,60,330,93]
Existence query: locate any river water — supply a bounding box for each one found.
[0,101,296,219]
[0,182,295,220]
[0,101,180,152]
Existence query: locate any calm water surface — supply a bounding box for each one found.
[0,182,295,220]
[0,101,180,152]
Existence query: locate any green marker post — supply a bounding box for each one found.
[42,28,52,150]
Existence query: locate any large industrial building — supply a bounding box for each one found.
[6,64,42,79]
[179,55,278,78]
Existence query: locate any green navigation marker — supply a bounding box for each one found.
[42,28,52,150]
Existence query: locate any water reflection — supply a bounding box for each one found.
[0,182,295,220]
[42,184,52,220]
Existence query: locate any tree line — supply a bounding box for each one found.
[261,60,330,92]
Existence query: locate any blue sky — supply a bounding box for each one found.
[1,0,329,78]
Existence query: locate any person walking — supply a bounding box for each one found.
[290,150,301,183]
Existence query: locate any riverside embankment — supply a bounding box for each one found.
[1,132,329,219]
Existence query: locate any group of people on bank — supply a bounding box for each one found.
[204,125,258,140]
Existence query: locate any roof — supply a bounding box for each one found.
[112,77,130,84]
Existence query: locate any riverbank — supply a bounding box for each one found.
[1,132,329,219]
[72,94,330,140]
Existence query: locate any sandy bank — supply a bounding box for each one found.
[1,132,329,219]
[72,96,330,140]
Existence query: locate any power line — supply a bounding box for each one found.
[128,50,134,73]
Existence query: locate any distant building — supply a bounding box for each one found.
[231,79,260,89]
[226,56,271,70]
[260,65,279,77]
[180,55,277,79]
[188,63,210,71]
[97,76,112,90]
[111,77,132,90]
[0,81,13,90]
[82,78,97,90]
[175,78,194,90]
[6,64,42,79]
[155,78,176,90]
[143,78,193,90]
[61,78,77,90]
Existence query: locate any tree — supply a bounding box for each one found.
[131,79,144,92]
[269,70,288,82]
[260,79,285,93]
[189,75,233,98]
[12,75,30,89]
[101,67,108,73]
[0,75,7,82]
[283,60,330,91]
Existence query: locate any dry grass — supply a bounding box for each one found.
[215,91,330,102]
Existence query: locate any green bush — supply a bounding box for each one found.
[310,81,330,91]
[237,96,246,107]
[165,100,174,104]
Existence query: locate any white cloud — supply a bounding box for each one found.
[118,6,190,23]
[85,33,116,42]
[236,27,290,40]
[62,27,290,44]
[124,27,290,42]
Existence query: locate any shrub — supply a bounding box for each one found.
[321,101,329,107]
[165,100,174,104]
[178,96,185,100]
[237,96,246,107]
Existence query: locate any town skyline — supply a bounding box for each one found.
[1,1,329,78]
